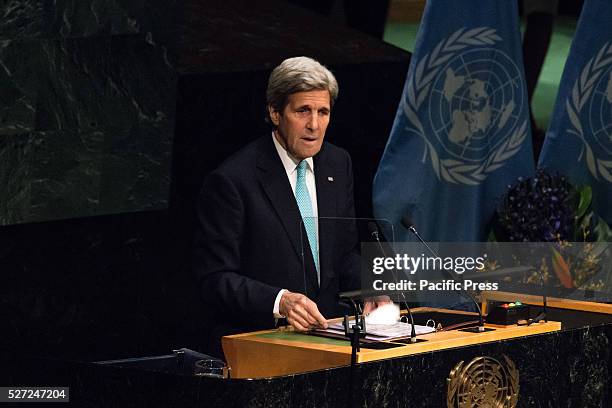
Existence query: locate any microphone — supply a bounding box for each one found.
[528,310,547,325]
[400,216,489,333]
[367,221,418,343]
[527,245,548,325]
[528,274,548,326]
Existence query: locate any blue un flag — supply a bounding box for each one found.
[538,0,612,225]
[373,0,534,241]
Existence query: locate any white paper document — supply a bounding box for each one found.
[321,321,436,341]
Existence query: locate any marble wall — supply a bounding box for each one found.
[0,0,183,361]
[0,0,178,225]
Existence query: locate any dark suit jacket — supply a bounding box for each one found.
[193,135,360,350]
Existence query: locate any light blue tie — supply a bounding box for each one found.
[295,160,319,282]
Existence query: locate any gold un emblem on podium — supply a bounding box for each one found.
[447,355,519,408]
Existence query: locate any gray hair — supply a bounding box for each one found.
[266,56,339,120]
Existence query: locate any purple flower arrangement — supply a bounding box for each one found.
[495,169,576,242]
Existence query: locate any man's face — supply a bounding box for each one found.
[269,89,331,160]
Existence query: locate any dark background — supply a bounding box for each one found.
[0,0,410,361]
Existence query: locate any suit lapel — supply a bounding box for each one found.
[314,147,338,292]
[256,137,319,292]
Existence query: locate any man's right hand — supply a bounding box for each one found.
[279,291,328,331]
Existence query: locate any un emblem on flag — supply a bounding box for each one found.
[566,42,612,182]
[402,27,528,185]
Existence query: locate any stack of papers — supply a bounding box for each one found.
[318,321,436,341]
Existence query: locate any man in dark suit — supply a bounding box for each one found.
[194,57,386,355]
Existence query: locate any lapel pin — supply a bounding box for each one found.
[327,176,334,182]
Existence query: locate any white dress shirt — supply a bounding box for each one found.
[271,132,319,318]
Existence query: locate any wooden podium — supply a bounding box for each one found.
[222,308,561,379]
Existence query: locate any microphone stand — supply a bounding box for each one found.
[369,223,420,343]
[528,263,548,325]
[342,298,364,408]
[403,218,493,333]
